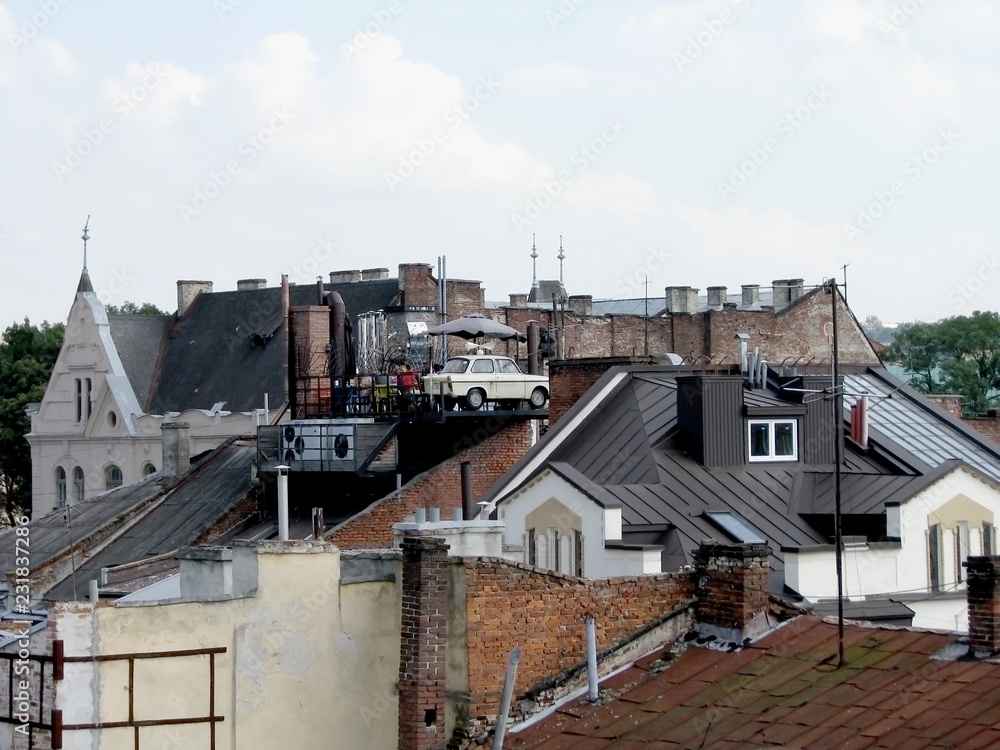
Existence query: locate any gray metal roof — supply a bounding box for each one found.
[843,371,1000,485]
[45,440,258,600]
[108,315,170,411]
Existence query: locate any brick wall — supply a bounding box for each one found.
[290,305,331,418]
[926,394,965,418]
[459,558,694,722]
[965,414,1000,445]
[966,556,1000,657]
[329,421,532,549]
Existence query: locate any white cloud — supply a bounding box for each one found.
[507,63,590,92]
[567,174,662,222]
[100,62,206,125]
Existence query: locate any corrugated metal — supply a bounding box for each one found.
[45,441,258,600]
[678,376,744,468]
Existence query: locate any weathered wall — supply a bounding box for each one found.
[548,357,654,425]
[52,541,400,750]
[965,414,1000,445]
[456,558,694,723]
[329,421,532,549]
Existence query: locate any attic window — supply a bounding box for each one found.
[748,419,797,462]
[704,511,766,544]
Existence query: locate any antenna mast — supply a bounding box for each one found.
[557,235,565,286]
[82,215,91,272]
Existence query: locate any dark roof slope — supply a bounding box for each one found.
[108,315,170,410]
[510,616,1000,749]
[148,280,398,413]
[46,439,258,600]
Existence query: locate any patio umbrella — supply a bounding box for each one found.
[427,313,526,341]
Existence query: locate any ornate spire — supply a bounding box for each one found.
[530,233,539,290]
[77,216,94,293]
[557,235,565,286]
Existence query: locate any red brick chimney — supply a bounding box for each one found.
[966,556,1000,658]
[399,536,450,750]
[693,542,771,642]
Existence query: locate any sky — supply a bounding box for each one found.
[0,0,997,331]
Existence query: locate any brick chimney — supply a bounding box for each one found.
[567,295,593,316]
[665,286,699,315]
[362,267,390,281]
[693,542,771,642]
[741,284,760,307]
[966,556,1000,658]
[706,286,727,309]
[237,278,267,291]
[509,293,528,308]
[329,270,362,283]
[399,536,449,750]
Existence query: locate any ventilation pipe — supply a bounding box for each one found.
[736,333,750,374]
[851,395,870,449]
[527,321,540,375]
[326,290,347,385]
[586,616,599,702]
[461,461,474,520]
[277,465,290,541]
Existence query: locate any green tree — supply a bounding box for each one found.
[0,319,64,521]
[884,311,1000,415]
[105,300,167,316]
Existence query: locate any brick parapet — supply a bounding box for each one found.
[459,557,694,724]
[329,421,532,550]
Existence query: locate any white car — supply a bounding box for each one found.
[422,355,549,411]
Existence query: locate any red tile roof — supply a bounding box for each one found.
[507,617,1000,750]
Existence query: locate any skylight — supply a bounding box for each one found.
[704,511,767,545]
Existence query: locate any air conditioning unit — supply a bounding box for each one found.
[327,430,354,462]
[281,423,323,463]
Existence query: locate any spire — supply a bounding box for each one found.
[530,234,539,290]
[557,235,565,286]
[77,216,94,293]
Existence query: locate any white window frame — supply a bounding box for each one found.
[747,419,798,463]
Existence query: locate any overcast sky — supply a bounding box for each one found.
[1,0,996,330]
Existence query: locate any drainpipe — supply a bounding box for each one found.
[586,617,598,702]
[461,461,474,520]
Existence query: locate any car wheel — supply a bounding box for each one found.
[529,387,547,409]
[465,388,486,411]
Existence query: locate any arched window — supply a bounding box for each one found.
[143,463,157,476]
[55,467,67,508]
[73,467,85,502]
[105,465,123,490]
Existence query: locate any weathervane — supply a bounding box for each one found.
[82,215,91,272]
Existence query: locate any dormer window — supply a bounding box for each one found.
[748,419,798,462]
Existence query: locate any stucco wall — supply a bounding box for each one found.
[52,542,400,750]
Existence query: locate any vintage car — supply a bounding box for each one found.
[421,355,549,411]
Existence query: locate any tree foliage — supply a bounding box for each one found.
[883,311,1000,415]
[0,319,64,521]
[105,300,167,316]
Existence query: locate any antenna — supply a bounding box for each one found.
[530,234,539,290]
[841,263,849,303]
[557,235,565,286]
[81,215,91,272]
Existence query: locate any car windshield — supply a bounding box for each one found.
[441,358,470,374]
[499,359,522,374]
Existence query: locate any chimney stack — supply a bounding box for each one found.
[788,278,805,303]
[567,295,593,316]
[329,270,362,284]
[741,284,760,307]
[161,422,191,478]
[966,556,1000,658]
[361,268,390,281]
[509,293,528,308]
[177,280,213,316]
[398,536,449,750]
[665,286,699,315]
[707,286,727,309]
[694,542,771,642]
[237,279,267,291]
[771,280,790,309]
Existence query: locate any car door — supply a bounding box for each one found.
[469,357,497,399]
[495,358,526,399]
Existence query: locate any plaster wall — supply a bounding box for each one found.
[498,471,622,578]
[52,542,400,750]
